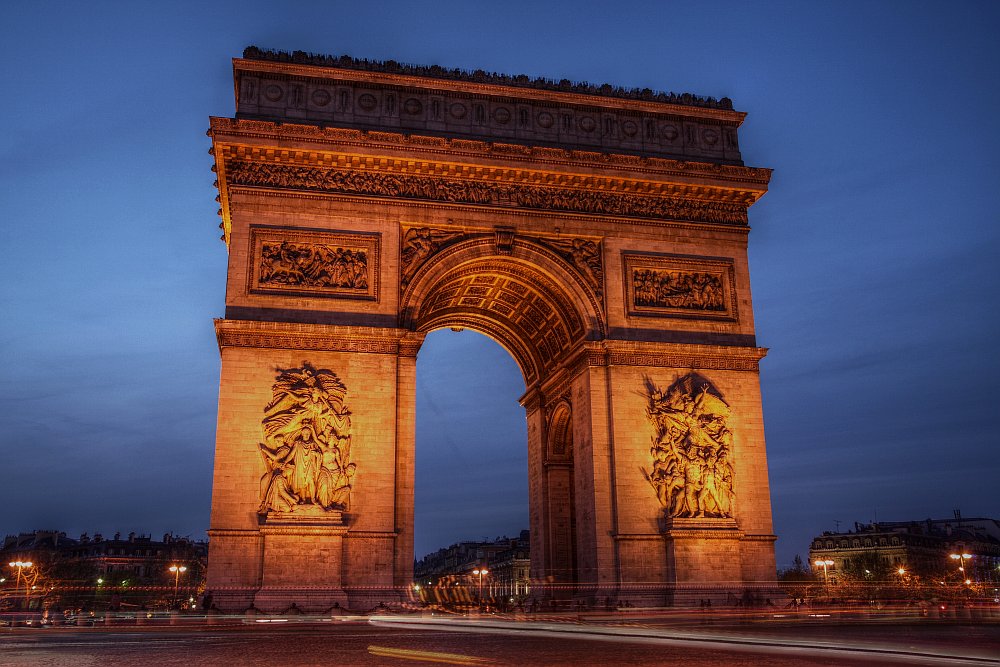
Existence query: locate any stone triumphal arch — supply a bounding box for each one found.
[206,48,776,611]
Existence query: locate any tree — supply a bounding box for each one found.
[778,555,816,601]
[834,552,893,604]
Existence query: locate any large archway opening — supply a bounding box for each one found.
[414,328,528,602]
[403,240,602,600]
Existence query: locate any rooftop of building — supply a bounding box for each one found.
[813,517,1000,544]
[242,46,734,111]
[2,530,207,551]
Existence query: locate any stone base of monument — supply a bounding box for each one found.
[251,511,350,613]
[210,588,257,614]
[345,587,405,612]
[662,516,745,607]
[252,587,350,614]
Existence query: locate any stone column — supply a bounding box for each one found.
[392,334,424,592]
[568,353,620,603]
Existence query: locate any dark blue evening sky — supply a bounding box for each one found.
[1,1,997,568]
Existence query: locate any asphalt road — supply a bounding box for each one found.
[2,618,998,666]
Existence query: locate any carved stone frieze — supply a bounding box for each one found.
[544,238,604,297]
[260,241,368,290]
[609,352,761,372]
[258,363,356,515]
[400,226,466,288]
[633,269,723,311]
[235,48,745,165]
[250,228,379,301]
[641,374,735,519]
[226,160,748,226]
[212,117,771,187]
[623,252,738,321]
[219,333,398,354]
[214,320,408,355]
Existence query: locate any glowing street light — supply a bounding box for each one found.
[950,553,974,584]
[168,565,188,608]
[8,561,34,601]
[814,559,834,585]
[472,568,489,608]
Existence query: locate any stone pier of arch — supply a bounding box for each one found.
[204,48,777,612]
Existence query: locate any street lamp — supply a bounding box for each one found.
[814,559,834,585]
[8,561,34,601]
[950,553,973,584]
[168,565,187,608]
[472,568,489,609]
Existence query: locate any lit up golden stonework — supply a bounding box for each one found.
[257,362,356,517]
[205,48,776,612]
[643,374,735,519]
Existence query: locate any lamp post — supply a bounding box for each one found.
[8,561,34,602]
[168,565,187,608]
[814,559,833,585]
[472,568,488,609]
[949,553,973,585]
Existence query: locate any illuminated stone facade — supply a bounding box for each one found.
[205,48,777,611]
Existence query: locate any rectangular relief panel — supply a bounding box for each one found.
[623,252,738,322]
[249,226,380,301]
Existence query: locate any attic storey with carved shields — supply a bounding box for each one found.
[205,47,776,611]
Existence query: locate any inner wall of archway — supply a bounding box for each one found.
[414,329,528,560]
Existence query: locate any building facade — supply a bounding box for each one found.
[2,531,206,580]
[414,530,532,599]
[808,517,1000,583]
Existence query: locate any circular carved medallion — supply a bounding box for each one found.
[493,107,511,124]
[449,103,467,119]
[579,116,596,133]
[622,120,638,137]
[404,98,423,115]
[264,84,283,102]
[662,124,679,141]
[358,93,378,111]
[703,129,719,146]
[537,112,554,129]
[311,89,331,107]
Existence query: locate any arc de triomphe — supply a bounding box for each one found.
[205,47,776,611]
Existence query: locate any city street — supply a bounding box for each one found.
[2,617,998,666]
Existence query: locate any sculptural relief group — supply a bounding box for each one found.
[259,240,369,290]
[258,363,356,515]
[227,160,747,226]
[642,375,735,519]
[632,269,725,311]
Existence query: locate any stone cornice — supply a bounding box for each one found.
[209,116,771,187]
[214,319,410,355]
[213,148,756,232]
[233,57,746,123]
[566,340,768,374]
[218,144,760,202]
